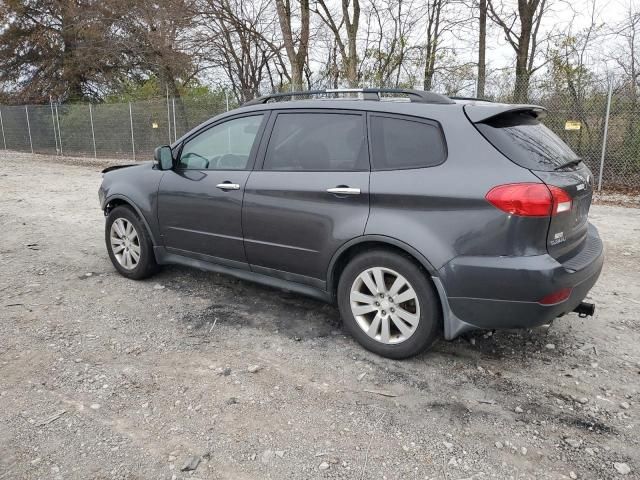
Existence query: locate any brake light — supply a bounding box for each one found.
[486,183,572,217]
[538,287,572,305]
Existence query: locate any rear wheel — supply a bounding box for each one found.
[337,250,441,359]
[105,206,158,280]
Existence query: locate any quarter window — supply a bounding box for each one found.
[263,113,367,171]
[369,115,446,170]
[178,115,264,170]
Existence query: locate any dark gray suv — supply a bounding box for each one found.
[99,88,604,359]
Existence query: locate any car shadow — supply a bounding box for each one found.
[160,265,583,365]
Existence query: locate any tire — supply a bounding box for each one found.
[105,205,159,280]
[337,250,442,359]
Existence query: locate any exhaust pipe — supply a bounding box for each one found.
[573,302,595,318]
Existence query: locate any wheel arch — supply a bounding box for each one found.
[327,235,438,300]
[104,194,158,246]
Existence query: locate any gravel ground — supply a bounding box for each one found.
[1,153,639,480]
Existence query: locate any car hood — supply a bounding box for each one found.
[101,164,139,174]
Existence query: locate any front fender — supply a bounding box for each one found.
[103,193,160,246]
[100,163,163,246]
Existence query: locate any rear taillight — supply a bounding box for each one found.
[538,287,572,305]
[548,185,572,214]
[486,183,572,217]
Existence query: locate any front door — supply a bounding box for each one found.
[242,110,371,285]
[157,113,267,268]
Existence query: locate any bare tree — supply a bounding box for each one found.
[194,0,287,102]
[275,0,310,89]
[359,0,425,87]
[610,3,640,99]
[423,0,444,90]
[422,0,472,92]
[316,0,361,86]
[544,1,602,152]
[477,0,487,96]
[608,3,640,162]
[487,0,552,102]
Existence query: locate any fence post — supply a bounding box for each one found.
[25,106,34,154]
[89,104,97,159]
[49,98,59,155]
[172,97,177,142]
[0,106,6,150]
[598,82,613,192]
[129,102,136,161]
[55,104,63,156]
[166,86,172,144]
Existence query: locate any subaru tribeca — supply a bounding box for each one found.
[99,88,604,359]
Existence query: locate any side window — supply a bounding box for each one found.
[369,115,446,170]
[263,113,367,171]
[178,115,264,170]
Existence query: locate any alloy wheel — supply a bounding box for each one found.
[349,267,420,344]
[110,218,141,270]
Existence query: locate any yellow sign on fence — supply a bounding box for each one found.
[565,120,581,131]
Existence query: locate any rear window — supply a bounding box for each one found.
[369,115,447,170]
[476,112,579,171]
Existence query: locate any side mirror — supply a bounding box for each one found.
[153,146,174,170]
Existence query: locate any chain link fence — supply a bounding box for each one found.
[0,88,638,191]
[0,96,229,161]
[523,85,639,192]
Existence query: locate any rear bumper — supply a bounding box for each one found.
[437,223,604,338]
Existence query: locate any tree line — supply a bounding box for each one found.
[0,0,638,105]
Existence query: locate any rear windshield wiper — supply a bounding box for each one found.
[554,158,583,170]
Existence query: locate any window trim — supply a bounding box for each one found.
[366,112,448,171]
[175,111,270,172]
[255,109,371,172]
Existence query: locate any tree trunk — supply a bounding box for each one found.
[159,64,190,134]
[477,0,487,98]
[512,0,534,103]
[344,0,360,87]
[275,0,309,90]
[513,29,531,103]
[423,0,441,91]
[60,8,84,101]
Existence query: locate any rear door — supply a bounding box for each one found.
[242,110,370,285]
[474,110,594,259]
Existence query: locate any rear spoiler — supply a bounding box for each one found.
[464,103,547,123]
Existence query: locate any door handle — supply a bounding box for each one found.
[216,182,240,191]
[326,187,361,195]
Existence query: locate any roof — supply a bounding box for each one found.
[171,89,546,146]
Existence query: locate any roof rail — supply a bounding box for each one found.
[242,88,455,106]
[449,96,494,103]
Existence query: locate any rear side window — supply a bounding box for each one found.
[476,112,580,171]
[369,115,447,170]
[263,113,367,171]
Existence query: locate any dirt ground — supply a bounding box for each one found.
[1,152,639,480]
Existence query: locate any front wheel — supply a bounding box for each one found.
[337,250,441,359]
[105,206,158,280]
